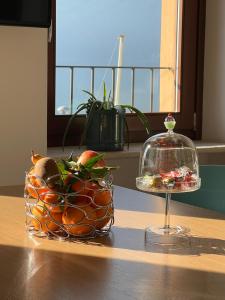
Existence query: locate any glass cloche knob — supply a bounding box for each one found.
[164,113,176,131]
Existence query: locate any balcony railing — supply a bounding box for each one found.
[55,65,173,115]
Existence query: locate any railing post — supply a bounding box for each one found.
[91,67,95,95]
[150,69,154,112]
[70,67,74,114]
[131,67,135,107]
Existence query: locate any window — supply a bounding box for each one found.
[48,0,205,146]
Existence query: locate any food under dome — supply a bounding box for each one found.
[136,114,201,193]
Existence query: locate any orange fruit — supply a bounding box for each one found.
[71,180,91,194]
[64,176,92,195]
[93,189,112,206]
[26,168,45,187]
[89,186,113,230]
[64,173,72,185]
[25,169,52,199]
[95,206,113,230]
[25,184,50,200]
[31,201,62,233]
[41,193,64,213]
[75,195,92,205]
[62,203,97,235]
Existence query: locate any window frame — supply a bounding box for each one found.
[47,0,206,147]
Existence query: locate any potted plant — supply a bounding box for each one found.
[63,83,150,151]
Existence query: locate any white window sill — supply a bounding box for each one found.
[47,140,225,160]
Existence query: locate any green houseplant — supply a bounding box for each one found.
[63,83,151,151]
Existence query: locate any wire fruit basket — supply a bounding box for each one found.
[25,173,114,241]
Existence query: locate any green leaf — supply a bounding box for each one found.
[107,90,111,102]
[79,101,100,147]
[120,104,151,135]
[82,90,97,101]
[99,166,119,171]
[57,160,70,180]
[57,160,68,173]
[62,103,88,151]
[66,174,79,185]
[83,153,105,169]
[77,102,88,110]
[103,82,107,103]
[89,168,108,178]
[89,166,119,179]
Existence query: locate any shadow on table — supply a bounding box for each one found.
[0,243,225,299]
[94,226,225,256]
[0,185,24,197]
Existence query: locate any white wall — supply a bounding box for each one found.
[0,26,48,186]
[203,0,225,141]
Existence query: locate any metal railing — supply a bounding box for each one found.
[56,65,173,114]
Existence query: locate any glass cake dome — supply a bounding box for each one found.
[136,114,201,193]
[136,114,201,245]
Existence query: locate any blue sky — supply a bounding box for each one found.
[56,0,161,113]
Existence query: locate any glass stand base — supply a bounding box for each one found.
[145,225,190,247]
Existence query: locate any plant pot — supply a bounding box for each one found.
[85,106,125,151]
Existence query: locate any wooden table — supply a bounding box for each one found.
[0,186,225,300]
